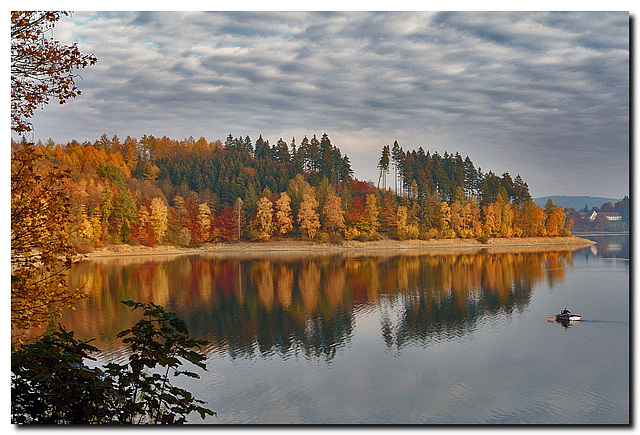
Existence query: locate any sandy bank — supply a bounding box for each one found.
[81,236,596,261]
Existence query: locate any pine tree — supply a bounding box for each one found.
[286,173,310,218]
[340,155,354,187]
[377,144,390,190]
[316,176,332,212]
[391,140,403,195]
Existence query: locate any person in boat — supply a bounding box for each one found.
[561,308,570,315]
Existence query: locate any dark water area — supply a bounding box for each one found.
[62,235,629,424]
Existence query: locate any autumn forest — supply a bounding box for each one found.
[16,131,571,252]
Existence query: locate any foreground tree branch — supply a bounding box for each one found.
[11,11,97,133]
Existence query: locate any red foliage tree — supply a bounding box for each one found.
[183,197,202,242]
[214,207,238,242]
[346,195,367,231]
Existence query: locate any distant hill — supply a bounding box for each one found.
[534,196,623,211]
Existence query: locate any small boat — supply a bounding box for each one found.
[555,313,581,322]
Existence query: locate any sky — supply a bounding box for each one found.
[20,9,630,199]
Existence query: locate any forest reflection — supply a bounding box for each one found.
[64,249,575,360]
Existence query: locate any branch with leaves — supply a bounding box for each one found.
[12,301,215,424]
[11,11,97,133]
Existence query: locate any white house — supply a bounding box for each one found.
[580,210,598,221]
[597,211,622,221]
[579,211,622,222]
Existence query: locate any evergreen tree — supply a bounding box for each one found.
[513,174,531,206]
[244,183,259,219]
[340,155,354,186]
[480,171,502,206]
[391,140,404,195]
[377,144,390,190]
[319,133,334,181]
[241,135,252,153]
[307,135,320,183]
[254,135,269,160]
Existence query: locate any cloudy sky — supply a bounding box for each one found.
[24,10,629,199]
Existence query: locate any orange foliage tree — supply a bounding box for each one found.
[11,145,85,335]
[322,192,346,236]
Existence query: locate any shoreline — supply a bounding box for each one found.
[80,236,597,260]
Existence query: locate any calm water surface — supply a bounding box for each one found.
[62,235,629,424]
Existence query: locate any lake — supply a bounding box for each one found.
[61,235,629,424]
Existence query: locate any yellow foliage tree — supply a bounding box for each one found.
[150,198,168,244]
[407,202,421,239]
[470,203,484,238]
[499,200,515,238]
[298,192,321,239]
[275,192,294,235]
[197,203,212,242]
[396,205,408,240]
[322,192,346,236]
[252,197,275,241]
[545,205,567,237]
[521,201,546,236]
[450,202,464,237]
[483,199,502,237]
[90,211,103,245]
[365,193,380,235]
[137,204,151,242]
[78,204,93,241]
[438,201,453,238]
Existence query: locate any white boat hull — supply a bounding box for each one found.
[556,314,581,322]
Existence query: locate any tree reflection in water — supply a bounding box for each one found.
[63,249,576,361]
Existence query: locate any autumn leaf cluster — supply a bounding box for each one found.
[11,11,97,133]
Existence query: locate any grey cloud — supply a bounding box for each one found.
[27,11,629,198]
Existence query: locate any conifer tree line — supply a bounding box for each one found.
[19,132,572,249]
